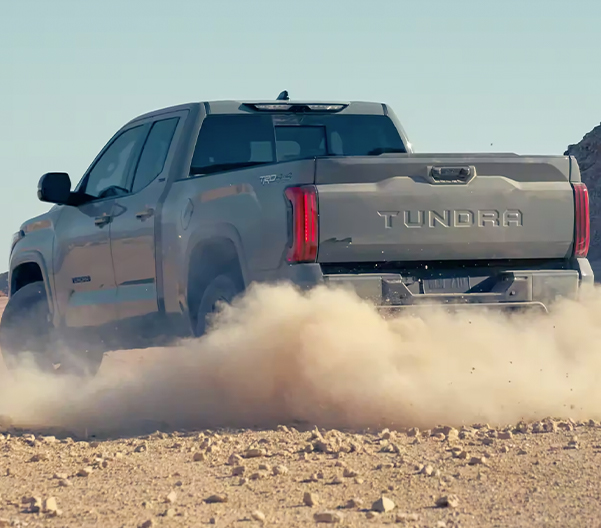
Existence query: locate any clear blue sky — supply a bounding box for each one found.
[1,0,600,267]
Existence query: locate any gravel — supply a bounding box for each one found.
[0,421,600,526]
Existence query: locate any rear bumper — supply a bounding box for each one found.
[273,258,593,312]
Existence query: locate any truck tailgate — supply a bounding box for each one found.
[315,155,576,262]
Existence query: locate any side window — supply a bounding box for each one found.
[190,115,275,176]
[83,126,146,199]
[130,117,179,193]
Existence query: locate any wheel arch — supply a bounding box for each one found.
[185,236,246,328]
[9,251,54,315]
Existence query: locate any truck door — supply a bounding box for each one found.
[53,124,147,328]
[109,114,182,319]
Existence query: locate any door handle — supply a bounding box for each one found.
[135,208,154,221]
[94,215,111,227]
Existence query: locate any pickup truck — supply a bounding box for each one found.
[0,94,593,376]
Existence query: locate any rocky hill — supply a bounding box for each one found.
[565,123,601,261]
[0,271,6,296]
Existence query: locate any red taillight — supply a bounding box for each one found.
[573,182,590,258]
[285,185,318,263]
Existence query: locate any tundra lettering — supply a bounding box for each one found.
[389,209,525,228]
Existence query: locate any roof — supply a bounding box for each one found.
[127,100,388,124]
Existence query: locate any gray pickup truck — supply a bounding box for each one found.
[0,94,593,375]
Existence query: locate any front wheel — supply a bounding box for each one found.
[194,274,241,337]
[0,282,103,377]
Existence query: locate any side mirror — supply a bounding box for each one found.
[37,172,72,205]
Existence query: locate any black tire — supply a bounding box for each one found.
[194,274,240,337]
[0,282,103,377]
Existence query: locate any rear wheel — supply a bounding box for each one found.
[0,282,103,377]
[194,274,241,337]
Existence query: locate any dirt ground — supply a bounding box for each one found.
[2,288,601,527]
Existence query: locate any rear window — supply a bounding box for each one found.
[189,113,405,176]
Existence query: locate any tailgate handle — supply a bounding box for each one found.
[429,166,474,183]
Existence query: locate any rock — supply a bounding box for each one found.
[345,498,363,509]
[205,494,228,504]
[193,452,206,462]
[77,467,93,477]
[29,453,49,462]
[499,446,510,453]
[244,448,266,458]
[371,496,395,513]
[435,495,459,508]
[134,443,147,453]
[164,509,175,518]
[396,512,420,522]
[314,511,343,523]
[366,511,379,519]
[43,497,59,515]
[453,450,469,459]
[419,465,434,476]
[250,471,268,480]
[330,476,343,485]
[498,431,513,440]
[53,473,68,480]
[0,519,10,527]
[407,427,419,437]
[165,491,177,504]
[232,465,246,476]
[343,468,358,478]
[59,479,72,487]
[309,428,323,441]
[276,424,290,433]
[515,422,529,434]
[251,510,266,522]
[139,521,154,528]
[228,453,243,465]
[558,421,575,431]
[303,492,319,507]
[446,429,459,442]
[273,464,289,476]
[313,440,331,453]
[27,497,43,513]
[468,456,487,465]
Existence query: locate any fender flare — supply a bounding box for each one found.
[9,250,55,317]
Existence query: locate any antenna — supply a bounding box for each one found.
[276,90,289,101]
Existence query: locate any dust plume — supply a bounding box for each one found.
[2,282,601,436]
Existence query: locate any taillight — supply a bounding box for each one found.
[285,185,318,263]
[573,182,590,258]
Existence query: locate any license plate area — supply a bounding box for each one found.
[423,276,470,294]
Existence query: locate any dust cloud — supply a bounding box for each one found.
[2,282,601,436]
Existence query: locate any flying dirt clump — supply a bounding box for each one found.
[2,282,601,436]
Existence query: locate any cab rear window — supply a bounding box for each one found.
[189,114,405,176]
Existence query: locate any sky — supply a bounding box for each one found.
[1,0,601,267]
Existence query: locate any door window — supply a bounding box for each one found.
[130,117,179,193]
[82,126,146,199]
